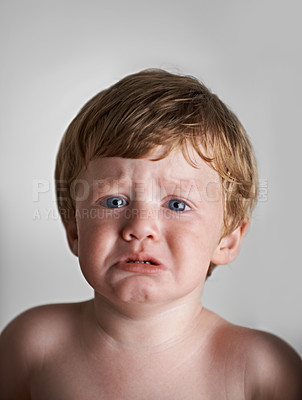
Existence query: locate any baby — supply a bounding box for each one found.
[1,69,301,399]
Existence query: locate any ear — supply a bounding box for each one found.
[64,219,79,257]
[211,218,249,265]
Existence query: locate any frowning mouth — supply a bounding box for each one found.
[127,260,154,264]
[114,255,166,274]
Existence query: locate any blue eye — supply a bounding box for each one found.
[168,199,189,211]
[103,197,127,209]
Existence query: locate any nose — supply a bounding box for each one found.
[121,203,160,242]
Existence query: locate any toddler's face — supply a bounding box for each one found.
[72,147,224,306]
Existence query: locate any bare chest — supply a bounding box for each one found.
[30,346,246,400]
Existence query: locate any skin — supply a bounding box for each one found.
[0,148,301,400]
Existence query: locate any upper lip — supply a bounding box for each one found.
[118,253,163,266]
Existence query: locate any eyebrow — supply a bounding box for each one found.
[88,171,221,204]
[90,176,207,199]
[90,175,129,190]
[91,175,203,187]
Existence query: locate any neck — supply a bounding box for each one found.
[89,290,205,352]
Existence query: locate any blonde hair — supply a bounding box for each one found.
[55,69,258,276]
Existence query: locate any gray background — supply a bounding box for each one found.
[1,0,301,354]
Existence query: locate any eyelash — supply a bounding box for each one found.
[99,196,191,212]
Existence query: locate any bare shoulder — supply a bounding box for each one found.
[0,301,89,400]
[0,301,88,355]
[205,311,302,400]
[244,327,302,399]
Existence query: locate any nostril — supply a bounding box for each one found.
[122,230,156,241]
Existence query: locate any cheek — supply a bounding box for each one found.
[76,217,121,291]
[77,217,118,264]
[164,225,209,293]
[166,223,204,265]
[166,215,222,267]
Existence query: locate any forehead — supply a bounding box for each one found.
[83,149,220,187]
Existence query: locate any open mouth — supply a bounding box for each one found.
[115,255,164,274]
[123,255,160,265]
[126,260,155,265]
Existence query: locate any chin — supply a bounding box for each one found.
[110,274,163,304]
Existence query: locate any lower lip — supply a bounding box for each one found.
[114,262,166,275]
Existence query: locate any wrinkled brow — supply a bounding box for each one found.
[88,176,221,203]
